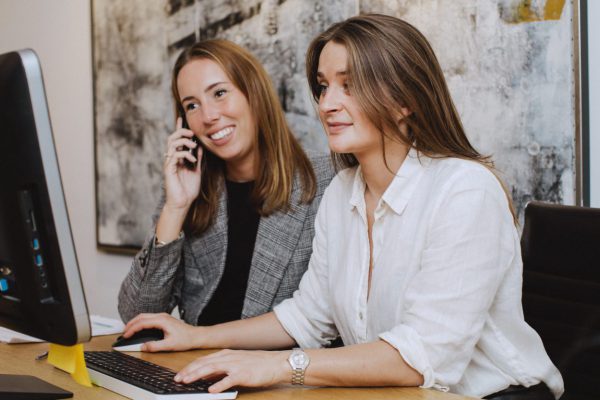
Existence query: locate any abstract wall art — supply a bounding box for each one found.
[360,0,577,218]
[92,0,358,249]
[93,0,578,249]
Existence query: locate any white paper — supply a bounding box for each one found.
[0,314,124,343]
[0,327,42,343]
[89,314,125,336]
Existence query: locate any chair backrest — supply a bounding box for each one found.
[521,201,600,399]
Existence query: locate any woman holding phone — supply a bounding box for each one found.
[122,15,562,400]
[118,39,334,327]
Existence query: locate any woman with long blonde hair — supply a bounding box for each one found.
[118,39,334,327]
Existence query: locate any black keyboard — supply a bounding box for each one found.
[84,351,237,399]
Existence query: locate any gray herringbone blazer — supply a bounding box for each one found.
[118,152,334,325]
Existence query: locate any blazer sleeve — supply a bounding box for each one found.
[117,193,185,323]
[271,153,336,306]
[274,182,340,348]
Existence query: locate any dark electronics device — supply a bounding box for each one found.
[181,115,200,170]
[0,49,91,398]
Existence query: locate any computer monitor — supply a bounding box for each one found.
[0,49,91,396]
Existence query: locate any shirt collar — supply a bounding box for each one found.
[349,167,366,210]
[348,148,430,216]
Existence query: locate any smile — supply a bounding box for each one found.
[327,122,353,133]
[209,126,234,141]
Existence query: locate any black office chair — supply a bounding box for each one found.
[521,201,600,400]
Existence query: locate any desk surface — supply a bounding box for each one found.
[1,335,473,400]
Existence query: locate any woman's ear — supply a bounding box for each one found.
[396,106,413,122]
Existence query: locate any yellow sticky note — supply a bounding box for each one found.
[48,343,76,373]
[48,343,92,387]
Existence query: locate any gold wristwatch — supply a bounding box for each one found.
[288,348,310,385]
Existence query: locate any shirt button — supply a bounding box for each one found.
[359,312,363,320]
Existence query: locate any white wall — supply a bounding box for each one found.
[0,0,130,319]
[589,1,600,207]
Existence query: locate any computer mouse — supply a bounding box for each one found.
[111,328,164,352]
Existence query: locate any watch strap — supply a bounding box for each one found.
[291,367,305,385]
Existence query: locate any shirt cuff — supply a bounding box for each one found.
[273,298,327,349]
[379,326,448,392]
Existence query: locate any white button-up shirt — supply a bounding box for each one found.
[274,150,563,399]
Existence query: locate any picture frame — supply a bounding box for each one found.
[92,0,580,251]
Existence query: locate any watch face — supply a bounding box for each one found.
[290,350,309,368]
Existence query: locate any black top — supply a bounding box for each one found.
[197,180,260,326]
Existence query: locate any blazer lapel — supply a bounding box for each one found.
[187,184,228,314]
[242,176,309,318]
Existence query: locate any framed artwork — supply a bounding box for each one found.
[580,0,597,206]
[360,0,579,212]
[93,0,579,250]
[92,0,358,250]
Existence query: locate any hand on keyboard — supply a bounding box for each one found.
[174,349,289,394]
[85,351,237,399]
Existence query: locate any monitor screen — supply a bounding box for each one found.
[0,49,90,346]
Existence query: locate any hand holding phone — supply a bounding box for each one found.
[161,116,203,213]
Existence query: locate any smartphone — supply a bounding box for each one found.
[181,115,200,170]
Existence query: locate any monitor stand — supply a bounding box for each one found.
[0,374,72,399]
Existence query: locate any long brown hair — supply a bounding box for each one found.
[306,14,516,220]
[172,39,316,234]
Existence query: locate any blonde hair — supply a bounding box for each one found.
[172,39,316,234]
[306,14,516,221]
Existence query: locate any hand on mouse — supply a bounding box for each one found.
[123,312,203,352]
